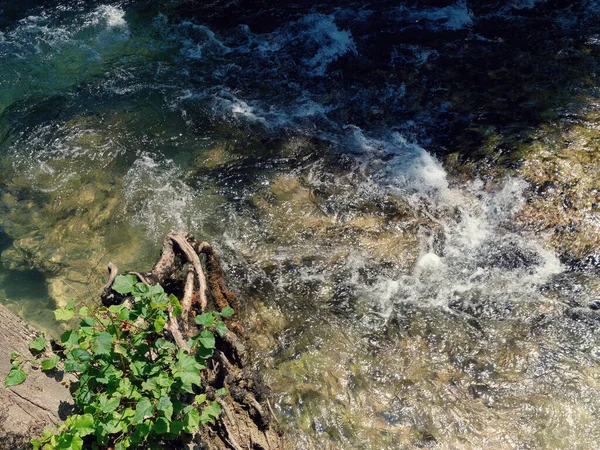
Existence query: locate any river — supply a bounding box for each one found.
[1,1,600,448]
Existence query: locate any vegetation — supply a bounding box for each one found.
[5,274,234,450]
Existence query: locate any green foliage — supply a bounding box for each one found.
[29,336,48,352]
[1,275,236,450]
[4,351,26,387]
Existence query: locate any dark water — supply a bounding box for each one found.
[2,1,600,448]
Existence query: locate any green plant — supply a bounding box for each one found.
[4,274,235,449]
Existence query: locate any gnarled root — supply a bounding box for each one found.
[103,233,284,450]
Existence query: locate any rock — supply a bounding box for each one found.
[0,304,74,449]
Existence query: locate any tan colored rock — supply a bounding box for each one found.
[0,304,73,449]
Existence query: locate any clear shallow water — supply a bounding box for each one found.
[2,1,600,448]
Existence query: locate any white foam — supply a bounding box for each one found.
[338,128,563,319]
[345,127,450,200]
[397,1,473,31]
[96,5,127,28]
[122,155,202,239]
[174,22,232,59]
[296,14,357,76]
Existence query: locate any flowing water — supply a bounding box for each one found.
[2,1,600,448]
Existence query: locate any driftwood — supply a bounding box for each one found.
[101,232,283,450]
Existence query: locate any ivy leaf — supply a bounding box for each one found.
[54,307,74,321]
[65,348,91,372]
[154,316,166,333]
[78,317,97,334]
[182,408,200,433]
[214,321,227,337]
[114,343,128,356]
[220,306,235,317]
[157,396,173,420]
[133,397,154,424]
[61,330,79,348]
[215,388,228,396]
[70,413,95,436]
[101,396,121,413]
[169,294,182,317]
[195,312,215,328]
[200,401,221,423]
[194,394,207,405]
[174,353,202,393]
[65,359,86,372]
[41,355,60,371]
[112,274,138,294]
[92,331,113,356]
[70,348,91,362]
[56,432,83,450]
[154,417,170,435]
[133,282,150,296]
[101,419,122,435]
[199,330,215,349]
[4,368,26,387]
[29,336,47,352]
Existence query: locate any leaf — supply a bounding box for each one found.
[154,316,166,333]
[65,359,86,373]
[101,396,121,413]
[78,306,90,317]
[92,331,113,356]
[198,330,215,349]
[194,345,213,360]
[115,438,131,450]
[194,312,215,328]
[70,413,95,436]
[153,417,170,435]
[41,355,60,371]
[65,348,91,372]
[200,401,221,423]
[133,397,154,424]
[78,317,97,334]
[182,408,200,433]
[54,307,74,321]
[29,336,47,352]
[157,396,173,420]
[4,368,26,387]
[70,348,92,362]
[134,420,152,440]
[114,343,128,355]
[220,306,235,317]
[214,321,227,337]
[194,394,206,405]
[173,353,202,393]
[108,304,126,314]
[117,308,130,321]
[169,294,182,316]
[56,432,83,450]
[215,388,228,396]
[112,274,138,294]
[61,330,79,348]
[101,419,123,435]
[133,282,150,296]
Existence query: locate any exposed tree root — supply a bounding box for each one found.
[101,232,284,450]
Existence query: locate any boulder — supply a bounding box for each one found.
[0,304,73,450]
